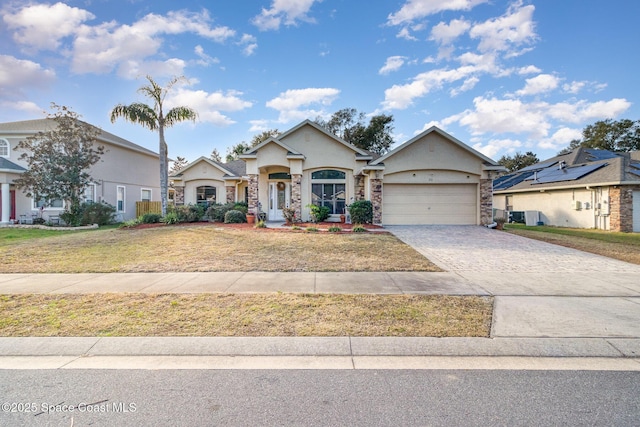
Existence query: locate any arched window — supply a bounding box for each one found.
[0,139,8,158]
[311,169,346,214]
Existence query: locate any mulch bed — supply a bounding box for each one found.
[128,221,386,232]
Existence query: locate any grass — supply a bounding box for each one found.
[505,224,640,265]
[0,293,492,337]
[0,225,441,273]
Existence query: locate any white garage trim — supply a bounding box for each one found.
[383,183,477,225]
[633,191,640,232]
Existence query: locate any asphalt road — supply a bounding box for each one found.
[1,370,639,426]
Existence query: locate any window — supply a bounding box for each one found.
[117,186,125,213]
[34,198,64,209]
[141,188,152,202]
[269,172,291,180]
[311,169,346,215]
[196,186,216,207]
[84,184,97,204]
[0,139,8,157]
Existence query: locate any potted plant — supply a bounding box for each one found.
[494,216,506,230]
[246,210,256,224]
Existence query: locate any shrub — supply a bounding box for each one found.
[119,217,141,228]
[80,201,116,226]
[352,225,367,233]
[305,226,318,232]
[224,209,246,223]
[255,220,266,228]
[141,213,162,224]
[306,204,330,223]
[169,204,204,223]
[282,207,296,224]
[234,201,248,214]
[162,212,180,225]
[291,225,301,230]
[348,200,373,224]
[328,226,342,232]
[207,203,235,222]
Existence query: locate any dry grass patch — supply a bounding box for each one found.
[0,226,440,272]
[0,293,491,337]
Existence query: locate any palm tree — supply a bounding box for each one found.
[110,75,197,216]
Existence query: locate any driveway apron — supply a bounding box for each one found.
[387,225,640,338]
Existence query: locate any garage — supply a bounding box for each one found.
[383,183,477,225]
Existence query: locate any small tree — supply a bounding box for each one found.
[169,156,189,175]
[498,151,539,172]
[14,104,105,226]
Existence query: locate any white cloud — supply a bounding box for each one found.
[387,0,488,26]
[252,0,320,31]
[546,98,631,123]
[430,18,471,45]
[379,56,407,75]
[515,73,560,96]
[0,55,56,97]
[238,34,258,56]
[450,76,479,96]
[472,138,523,158]
[518,65,542,75]
[396,27,418,41]
[0,100,44,116]
[194,45,220,67]
[266,87,340,123]
[469,3,537,54]
[117,58,187,80]
[538,127,582,150]
[167,88,253,126]
[249,119,270,132]
[2,2,94,50]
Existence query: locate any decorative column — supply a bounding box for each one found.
[291,174,302,221]
[609,186,634,232]
[248,174,259,214]
[225,185,235,204]
[479,178,493,226]
[354,175,365,201]
[174,187,185,206]
[370,178,382,225]
[0,183,10,224]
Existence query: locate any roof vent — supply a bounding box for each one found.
[558,160,567,170]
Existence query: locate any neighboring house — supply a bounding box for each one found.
[493,148,640,232]
[171,120,504,225]
[0,119,160,224]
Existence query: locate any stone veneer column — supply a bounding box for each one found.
[225,185,235,204]
[609,186,636,232]
[479,178,494,226]
[354,175,365,201]
[248,174,259,214]
[291,174,302,221]
[370,178,382,224]
[174,187,185,205]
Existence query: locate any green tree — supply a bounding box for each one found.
[110,75,197,215]
[169,156,189,175]
[13,104,105,225]
[225,129,279,162]
[315,108,395,154]
[498,151,539,172]
[564,119,640,153]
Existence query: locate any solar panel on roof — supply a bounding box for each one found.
[584,149,620,161]
[519,161,557,172]
[531,163,606,184]
[493,172,533,190]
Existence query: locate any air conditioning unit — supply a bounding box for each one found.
[571,200,582,210]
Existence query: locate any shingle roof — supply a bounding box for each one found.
[0,119,158,157]
[0,157,26,172]
[494,148,640,192]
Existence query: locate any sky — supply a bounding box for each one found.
[1,0,639,164]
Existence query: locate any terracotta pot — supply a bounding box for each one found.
[246,214,255,224]
[340,214,345,223]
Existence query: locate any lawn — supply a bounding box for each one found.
[505,224,640,265]
[0,293,492,337]
[0,224,441,273]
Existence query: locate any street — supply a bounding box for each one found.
[1,369,639,426]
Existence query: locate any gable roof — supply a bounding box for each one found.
[170,156,243,178]
[240,120,372,159]
[494,147,640,193]
[0,157,26,173]
[370,126,503,169]
[0,119,158,158]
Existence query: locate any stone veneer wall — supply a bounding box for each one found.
[248,174,259,214]
[479,178,493,226]
[225,186,235,204]
[370,178,382,224]
[291,174,302,220]
[610,186,639,232]
[354,175,365,201]
[174,187,184,205]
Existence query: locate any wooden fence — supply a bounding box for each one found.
[136,201,161,217]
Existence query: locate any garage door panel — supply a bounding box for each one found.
[383,184,477,225]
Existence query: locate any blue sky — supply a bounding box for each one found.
[1,0,638,164]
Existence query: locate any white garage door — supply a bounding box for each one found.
[383,184,477,225]
[633,191,640,232]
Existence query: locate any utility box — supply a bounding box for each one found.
[572,200,582,210]
[524,210,540,226]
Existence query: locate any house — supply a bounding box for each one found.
[493,147,640,232]
[171,120,504,225]
[0,119,160,224]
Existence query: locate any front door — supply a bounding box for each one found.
[269,182,290,221]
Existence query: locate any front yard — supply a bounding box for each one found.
[0,224,441,273]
